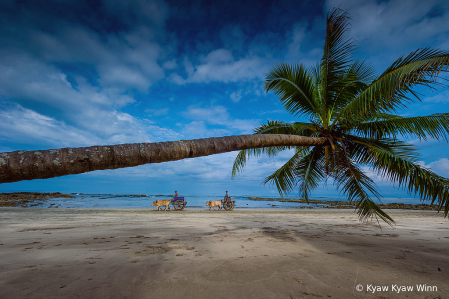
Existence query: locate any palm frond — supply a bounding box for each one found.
[339,113,404,129]
[349,114,449,140]
[350,137,449,215]
[261,147,311,196]
[346,137,419,164]
[331,158,395,225]
[320,8,355,113]
[295,146,325,202]
[264,63,318,118]
[363,112,404,122]
[231,146,293,178]
[253,120,316,136]
[336,48,449,122]
[328,60,376,123]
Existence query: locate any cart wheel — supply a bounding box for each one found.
[173,200,185,211]
[224,201,234,211]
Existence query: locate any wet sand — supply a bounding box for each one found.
[0,208,448,299]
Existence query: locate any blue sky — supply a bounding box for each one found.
[1,0,449,197]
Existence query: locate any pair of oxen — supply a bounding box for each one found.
[150,199,223,210]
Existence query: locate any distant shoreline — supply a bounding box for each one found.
[0,192,73,207]
[0,192,442,211]
[244,196,441,211]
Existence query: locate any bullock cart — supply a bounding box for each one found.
[221,196,235,211]
[172,197,187,211]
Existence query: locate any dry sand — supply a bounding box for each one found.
[0,208,448,299]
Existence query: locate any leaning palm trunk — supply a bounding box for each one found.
[0,134,327,184]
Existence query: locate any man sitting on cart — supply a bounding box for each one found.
[221,191,235,210]
[171,190,179,202]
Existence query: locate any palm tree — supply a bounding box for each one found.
[0,134,327,184]
[232,8,449,225]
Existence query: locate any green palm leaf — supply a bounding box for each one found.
[350,137,449,215]
[264,63,318,118]
[335,48,449,123]
[345,137,419,164]
[331,160,395,225]
[295,146,325,202]
[320,9,355,116]
[261,147,312,196]
[231,146,292,178]
[349,114,449,140]
[253,120,316,136]
[329,60,376,113]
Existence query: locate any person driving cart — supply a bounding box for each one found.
[171,190,178,203]
[222,191,235,211]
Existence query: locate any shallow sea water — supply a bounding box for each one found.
[25,193,423,210]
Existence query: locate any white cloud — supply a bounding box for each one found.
[144,123,180,142]
[98,64,153,91]
[259,109,287,115]
[181,121,231,138]
[325,0,449,58]
[181,105,260,136]
[418,158,449,177]
[183,105,228,121]
[168,73,185,85]
[183,57,195,77]
[203,49,234,64]
[146,108,169,116]
[0,104,99,147]
[167,16,327,86]
[162,59,177,69]
[285,23,307,59]
[0,101,181,148]
[424,90,449,103]
[0,54,142,134]
[169,49,271,84]
[360,166,391,185]
[229,119,261,133]
[0,0,181,149]
[230,90,242,103]
[0,0,171,94]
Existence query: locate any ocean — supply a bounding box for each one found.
[23,193,424,209]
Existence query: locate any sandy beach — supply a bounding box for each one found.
[0,208,447,299]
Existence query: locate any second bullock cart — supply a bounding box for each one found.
[221,196,235,211]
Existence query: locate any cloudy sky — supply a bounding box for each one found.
[1,0,449,197]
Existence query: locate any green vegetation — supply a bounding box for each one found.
[232,8,449,225]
